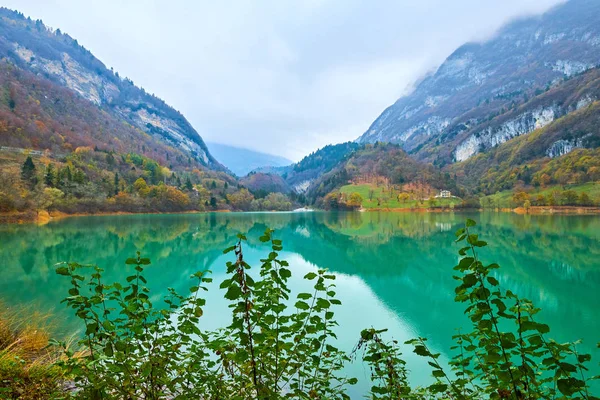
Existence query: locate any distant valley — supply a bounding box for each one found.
[206,142,292,177]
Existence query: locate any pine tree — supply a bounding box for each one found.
[21,156,38,189]
[64,166,72,182]
[106,153,115,166]
[185,177,193,191]
[44,163,56,187]
[73,169,86,184]
[114,172,120,196]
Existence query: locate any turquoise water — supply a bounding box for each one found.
[1,211,599,396]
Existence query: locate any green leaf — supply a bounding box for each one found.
[125,258,137,265]
[316,298,330,309]
[223,246,236,254]
[466,219,476,227]
[280,268,291,279]
[487,276,499,286]
[85,322,98,336]
[429,383,448,393]
[304,272,317,280]
[536,323,550,334]
[413,345,429,357]
[55,266,70,276]
[295,301,310,310]
[102,320,115,331]
[432,370,445,378]
[578,354,592,363]
[557,378,584,396]
[463,274,478,287]
[224,285,242,300]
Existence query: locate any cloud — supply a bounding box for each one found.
[4,0,564,160]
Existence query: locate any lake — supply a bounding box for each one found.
[1,211,599,396]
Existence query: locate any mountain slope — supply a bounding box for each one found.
[239,172,291,195]
[0,7,222,170]
[206,142,292,176]
[305,143,459,205]
[0,61,198,169]
[282,142,360,193]
[450,98,600,194]
[420,66,600,165]
[358,0,600,164]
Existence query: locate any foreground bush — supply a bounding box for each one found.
[54,220,599,399]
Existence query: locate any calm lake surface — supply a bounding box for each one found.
[1,211,599,395]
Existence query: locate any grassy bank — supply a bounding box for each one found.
[339,183,462,209]
[481,182,600,208]
[0,304,68,399]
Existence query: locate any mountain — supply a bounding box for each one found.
[239,172,291,195]
[0,8,301,220]
[358,0,600,165]
[206,142,292,176]
[282,142,360,193]
[0,7,222,170]
[302,65,600,205]
[305,143,458,206]
[449,71,600,194]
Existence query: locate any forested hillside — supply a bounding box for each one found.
[453,102,600,193]
[281,142,360,193]
[0,8,299,220]
[304,143,461,208]
[0,62,197,168]
[0,8,221,169]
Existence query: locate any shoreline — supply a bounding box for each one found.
[0,209,233,225]
[361,205,600,214]
[2,205,600,225]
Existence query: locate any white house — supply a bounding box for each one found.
[437,190,451,198]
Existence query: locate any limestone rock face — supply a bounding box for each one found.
[454,107,558,162]
[546,134,591,158]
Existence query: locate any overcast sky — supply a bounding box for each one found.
[6,0,564,160]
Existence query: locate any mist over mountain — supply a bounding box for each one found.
[206,142,292,177]
[358,0,600,165]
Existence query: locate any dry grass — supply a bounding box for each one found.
[0,302,69,399]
